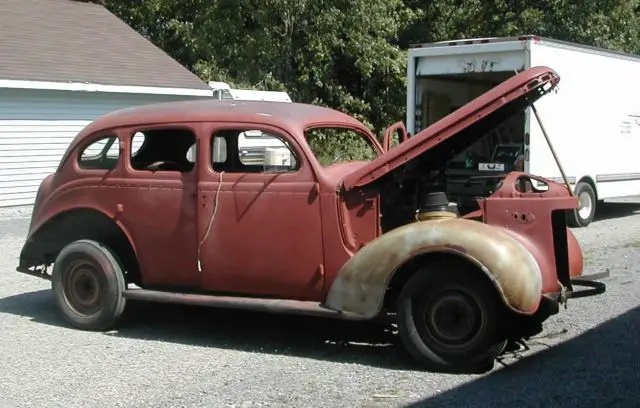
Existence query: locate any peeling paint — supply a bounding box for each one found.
[323,218,543,319]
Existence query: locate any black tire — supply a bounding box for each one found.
[566,182,596,228]
[51,239,127,331]
[396,259,509,372]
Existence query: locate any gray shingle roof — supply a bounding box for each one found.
[0,0,211,90]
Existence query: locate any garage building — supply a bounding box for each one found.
[0,0,213,207]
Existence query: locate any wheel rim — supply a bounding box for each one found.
[421,289,484,349]
[63,259,104,316]
[577,191,593,220]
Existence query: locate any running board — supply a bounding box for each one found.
[123,289,370,321]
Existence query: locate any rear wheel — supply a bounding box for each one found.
[396,260,508,372]
[567,181,596,228]
[51,239,127,331]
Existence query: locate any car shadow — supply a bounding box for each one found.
[592,200,640,223]
[405,305,640,407]
[0,288,423,371]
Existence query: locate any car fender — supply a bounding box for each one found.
[323,218,543,319]
[20,202,139,268]
[567,227,584,277]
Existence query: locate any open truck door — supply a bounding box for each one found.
[382,121,409,151]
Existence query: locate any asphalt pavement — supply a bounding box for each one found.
[1,200,639,408]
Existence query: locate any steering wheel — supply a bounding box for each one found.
[146,160,182,171]
[331,152,354,165]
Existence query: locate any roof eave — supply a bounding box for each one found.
[0,79,214,97]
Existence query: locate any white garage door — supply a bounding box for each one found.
[0,88,205,207]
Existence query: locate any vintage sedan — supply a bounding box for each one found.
[17,66,608,372]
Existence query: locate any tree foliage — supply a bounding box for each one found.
[102,0,639,136]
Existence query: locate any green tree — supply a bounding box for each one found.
[104,0,417,134]
[402,0,640,54]
[102,0,639,140]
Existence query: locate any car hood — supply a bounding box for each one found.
[341,66,560,190]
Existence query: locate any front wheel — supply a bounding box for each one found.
[51,239,127,331]
[396,260,508,372]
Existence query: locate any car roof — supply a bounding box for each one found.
[76,99,367,138]
[58,99,379,173]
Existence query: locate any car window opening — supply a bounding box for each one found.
[130,128,196,172]
[211,128,299,174]
[77,135,120,170]
[305,127,378,167]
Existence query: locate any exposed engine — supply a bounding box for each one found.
[378,156,466,232]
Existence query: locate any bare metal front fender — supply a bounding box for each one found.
[323,218,543,319]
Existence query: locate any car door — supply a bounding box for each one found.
[382,121,409,151]
[196,123,325,300]
[118,124,200,288]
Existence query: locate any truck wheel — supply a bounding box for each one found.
[396,261,508,372]
[567,182,596,228]
[51,239,127,331]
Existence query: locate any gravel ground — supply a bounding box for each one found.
[0,200,639,408]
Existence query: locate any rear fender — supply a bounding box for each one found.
[323,218,542,319]
[19,206,138,270]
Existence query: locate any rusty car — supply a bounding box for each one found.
[17,66,608,372]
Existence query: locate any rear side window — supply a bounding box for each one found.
[129,128,196,173]
[78,135,120,170]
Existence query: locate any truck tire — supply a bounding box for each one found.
[396,259,508,372]
[567,182,596,228]
[51,239,127,331]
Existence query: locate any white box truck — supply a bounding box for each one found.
[406,35,640,227]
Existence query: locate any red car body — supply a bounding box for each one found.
[17,66,608,371]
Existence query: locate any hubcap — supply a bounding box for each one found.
[64,260,103,315]
[578,191,593,220]
[423,290,482,348]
